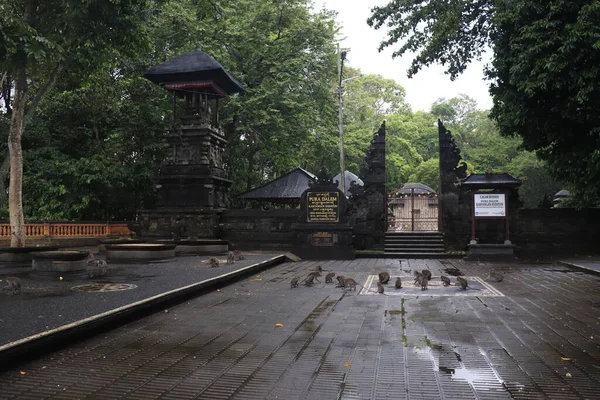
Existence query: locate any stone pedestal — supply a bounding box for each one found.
[466,243,515,261]
[132,208,221,239]
[293,175,354,260]
[293,224,354,260]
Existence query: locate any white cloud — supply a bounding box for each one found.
[314,0,493,112]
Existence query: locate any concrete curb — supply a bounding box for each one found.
[0,254,288,370]
[559,260,600,276]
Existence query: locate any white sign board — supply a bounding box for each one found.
[474,193,506,217]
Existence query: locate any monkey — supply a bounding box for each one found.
[414,271,424,286]
[457,276,469,290]
[420,276,429,291]
[305,271,321,283]
[395,277,402,289]
[377,281,385,294]
[86,254,107,278]
[233,250,245,261]
[290,276,300,288]
[441,275,451,286]
[421,269,432,281]
[336,275,346,287]
[487,271,504,282]
[378,271,390,284]
[325,272,336,283]
[5,277,21,295]
[315,265,323,273]
[226,251,235,264]
[342,277,357,291]
[208,257,220,268]
[304,274,316,286]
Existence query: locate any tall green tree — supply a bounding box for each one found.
[368,0,600,206]
[0,0,149,246]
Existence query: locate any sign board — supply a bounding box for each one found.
[474,193,506,217]
[311,232,334,246]
[307,192,339,222]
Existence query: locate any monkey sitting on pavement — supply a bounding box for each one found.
[441,275,451,286]
[487,271,504,282]
[378,271,390,284]
[4,277,21,295]
[395,277,402,289]
[325,272,336,283]
[227,251,235,264]
[290,276,300,288]
[377,281,385,294]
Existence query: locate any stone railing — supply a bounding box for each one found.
[0,222,132,238]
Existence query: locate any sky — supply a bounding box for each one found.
[313,0,493,112]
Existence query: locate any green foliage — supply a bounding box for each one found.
[408,159,440,192]
[367,0,494,79]
[369,0,600,206]
[508,152,561,209]
[489,0,600,206]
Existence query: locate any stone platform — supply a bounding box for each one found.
[1,258,599,399]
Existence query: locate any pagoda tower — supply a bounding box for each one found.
[135,51,243,238]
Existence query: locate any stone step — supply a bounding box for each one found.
[385,247,446,253]
[384,243,446,248]
[379,252,455,259]
[385,238,444,243]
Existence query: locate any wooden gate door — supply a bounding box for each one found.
[388,188,439,231]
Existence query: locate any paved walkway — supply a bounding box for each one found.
[0,251,281,345]
[560,258,600,275]
[1,258,600,399]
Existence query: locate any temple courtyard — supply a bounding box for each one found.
[1,255,599,399]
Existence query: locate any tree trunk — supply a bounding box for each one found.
[8,71,27,247]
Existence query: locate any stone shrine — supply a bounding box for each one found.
[133,51,243,238]
[293,169,354,260]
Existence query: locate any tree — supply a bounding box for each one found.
[0,0,149,246]
[367,0,493,80]
[368,0,600,206]
[489,1,600,206]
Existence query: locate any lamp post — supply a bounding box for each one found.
[337,45,362,195]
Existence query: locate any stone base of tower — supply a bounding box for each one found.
[130,208,221,239]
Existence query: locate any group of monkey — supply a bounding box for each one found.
[289,265,505,295]
[207,250,245,268]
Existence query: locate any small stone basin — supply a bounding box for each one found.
[31,250,90,278]
[0,246,61,274]
[105,243,176,263]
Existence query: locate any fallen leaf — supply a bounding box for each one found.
[561,357,571,361]
[275,323,283,327]
[19,371,27,375]
[344,362,352,367]
[217,289,222,292]
[164,310,169,313]
[59,277,63,281]
[565,372,572,378]
[253,278,262,281]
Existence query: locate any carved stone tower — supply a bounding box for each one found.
[135,51,243,238]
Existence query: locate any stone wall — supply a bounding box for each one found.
[218,209,301,250]
[513,208,600,255]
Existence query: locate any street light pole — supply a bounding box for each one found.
[337,44,346,194]
[337,44,362,195]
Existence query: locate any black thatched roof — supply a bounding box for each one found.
[144,51,244,95]
[398,183,435,195]
[239,168,317,203]
[461,173,521,188]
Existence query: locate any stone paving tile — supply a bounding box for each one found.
[1,258,600,399]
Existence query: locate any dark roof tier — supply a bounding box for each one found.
[461,173,521,189]
[144,51,244,97]
[239,168,317,203]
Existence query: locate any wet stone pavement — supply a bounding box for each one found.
[1,258,600,399]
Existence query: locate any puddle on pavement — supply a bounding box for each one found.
[438,366,484,384]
